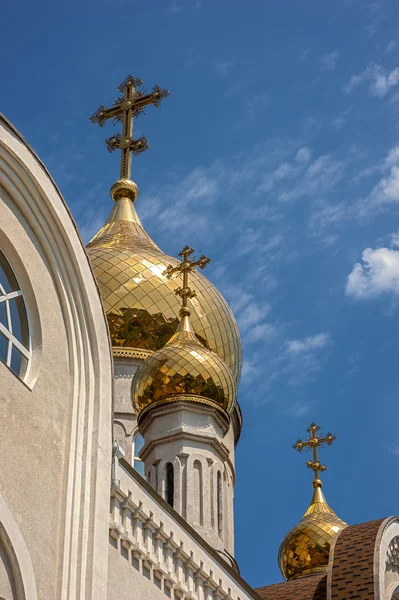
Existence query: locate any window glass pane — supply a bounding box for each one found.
[11,345,22,375]
[134,460,145,477]
[134,434,144,455]
[0,301,6,326]
[9,296,27,345]
[0,252,18,293]
[0,332,7,362]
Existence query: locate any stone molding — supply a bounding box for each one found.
[140,403,230,443]
[0,115,113,600]
[0,493,38,600]
[110,448,257,600]
[375,517,399,600]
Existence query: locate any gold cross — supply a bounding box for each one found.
[163,246,211,316]
[293,423,336,483]
[90,75,169,180]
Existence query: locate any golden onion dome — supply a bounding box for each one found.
[86,181,242,382]
[278,480,347,581]
[131,309,237,420]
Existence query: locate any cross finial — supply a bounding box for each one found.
[293,423,336,489]
[90,74,169,181]
[163,246,211,317]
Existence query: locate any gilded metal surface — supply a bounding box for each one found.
[163,245,211,315]
[278,508,346,581]
[87,203,242,381]
[278,423,347,581]
[293,422,336,480]
[131,314,237,415]
[89,74,169,180]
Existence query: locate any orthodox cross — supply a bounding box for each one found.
[90,75,169,180]
[163,246,211,316]
[293,423,336,483]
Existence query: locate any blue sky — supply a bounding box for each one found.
[2,0,399,588]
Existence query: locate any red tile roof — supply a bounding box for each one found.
[329,518,384,600]
[255,572,327,600]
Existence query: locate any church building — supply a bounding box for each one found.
[0,74,398,599]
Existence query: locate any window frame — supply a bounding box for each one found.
[0,249,31,381]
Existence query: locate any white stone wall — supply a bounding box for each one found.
[138,403,236,556]
[0,116,113,600]
[109,447,256,600]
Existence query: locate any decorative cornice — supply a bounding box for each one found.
[112,346,154,360]
[138,394,230,426]
[139,400,229,434]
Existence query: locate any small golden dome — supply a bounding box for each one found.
[86,186,242,382]
[131,312,237,419]
[278,482,346,580]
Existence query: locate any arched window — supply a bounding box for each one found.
[217,471,223,537]
[165,463,174,508]
[132,432,144,477]
[0,250,30,380]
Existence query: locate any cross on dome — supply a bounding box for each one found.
[89,74,169,180]
[278,423,346,581]
[293,422,336,487]
[163,246,211,317]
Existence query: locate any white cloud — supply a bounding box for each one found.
[241,358,259,379]
[310,143,399,231]
[386,40,396,54]
[320,50,339,71]
[238,302,270,330]
[286,333,331,354]
[237,228,263,255]
[261,332,332,390]
[284,401,315,418]
[278,155,343,203]
[140,166,221,238]
[331,106,353,130]
[245,323,277,344]
[346,246,399,299]
[358,145,399,215]
[344,63,399,98]
[295,147,312,164]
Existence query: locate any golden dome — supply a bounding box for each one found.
[86,187,242,382]
[278,482,346,581]
[131,311,237,419]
